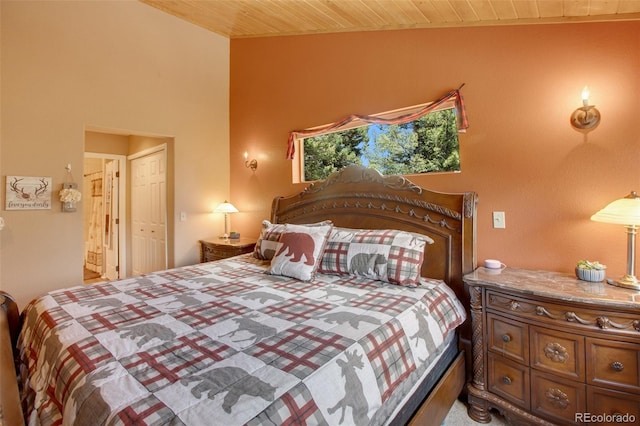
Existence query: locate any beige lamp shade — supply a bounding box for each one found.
[213,201,239,214]
[213,201,239,238]
[591,191,640,290]
[591,191,640,225]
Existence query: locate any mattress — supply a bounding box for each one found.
[18,254,466,425]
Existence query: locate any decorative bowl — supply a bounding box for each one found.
[575,267,605,282]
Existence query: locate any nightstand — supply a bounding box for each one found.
[199,238,256,262]
[464,267,640,425]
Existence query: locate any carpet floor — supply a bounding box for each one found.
[443,399,508,425]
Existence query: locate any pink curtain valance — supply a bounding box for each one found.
[286,86,468,160]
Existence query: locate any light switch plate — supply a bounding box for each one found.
[493,211,505,229]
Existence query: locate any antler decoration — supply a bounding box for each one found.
[34,178,49,198]
[9,177,50,201]
[9,177,30,200]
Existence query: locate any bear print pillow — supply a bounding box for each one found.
[267,223,333,281]
[253,220,333,261]
[318,228,433,286]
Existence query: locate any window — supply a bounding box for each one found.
[296,104,460,182]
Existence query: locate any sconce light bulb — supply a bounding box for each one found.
[244,151,248,160]
[581,86,590,107]
[571,85,600,132]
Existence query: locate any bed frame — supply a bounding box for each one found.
[272,165,478,424]
[1,291,23,426]
[0,165,476,426]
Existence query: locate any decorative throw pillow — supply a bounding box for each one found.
[267,223,333,281]
[253,220,332,260]
[318,228,434,286]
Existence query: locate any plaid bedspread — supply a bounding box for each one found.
[18,254,465,426]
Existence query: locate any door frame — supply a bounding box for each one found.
[84,152,128,278]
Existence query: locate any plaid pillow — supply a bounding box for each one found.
[253,220,332,260]
[267,223,333,281]
[318,228,434,286]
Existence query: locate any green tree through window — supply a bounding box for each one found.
[302,108,459,181]
[303,128,366,182]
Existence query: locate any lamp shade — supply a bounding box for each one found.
[591,191,640,226]
[213,201,239,214]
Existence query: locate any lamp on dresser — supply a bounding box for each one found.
[591,191,640,290]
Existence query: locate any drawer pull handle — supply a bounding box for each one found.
[501,334,511,343]
[545,388,569,409]
[611,361,624,372]
[502,376,512,385]
[544,342,568,363]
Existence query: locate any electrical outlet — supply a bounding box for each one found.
[493,211,505,229]
[180,211,187,222]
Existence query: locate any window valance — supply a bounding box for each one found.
[286,86,468,160]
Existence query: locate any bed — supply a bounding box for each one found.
[0,165,477,425]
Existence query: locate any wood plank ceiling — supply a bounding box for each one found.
[140,0,640,39]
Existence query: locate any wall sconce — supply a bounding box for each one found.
[59,164,82,212]
[244,152,258,171]
[591,191,640,290]
[213,200,239,238]
[570,86,600,131]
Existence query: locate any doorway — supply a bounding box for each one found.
[83,154,126,282]
[84,129,174,282]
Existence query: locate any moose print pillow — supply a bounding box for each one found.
[318,228,434,286]
[267,223,333,281]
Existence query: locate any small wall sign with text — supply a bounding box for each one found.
[5,176,52,210]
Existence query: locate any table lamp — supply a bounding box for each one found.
[213,201,238,238]
[591,191,640,290]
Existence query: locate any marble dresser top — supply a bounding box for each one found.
[464,267,640,310]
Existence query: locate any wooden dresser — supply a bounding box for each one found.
[199,238,256,262]
[464,267,640,425]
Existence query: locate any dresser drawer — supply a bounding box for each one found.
[587,338,640,392]
[531,325,585,381]
[200,239,256,262]
[531,370,586,425]
[485,290,640,340]
[204,245,251,261]
[487,353,530,409]
[587,386,640,423]
[203,246,228,261]
[488,313,528,364]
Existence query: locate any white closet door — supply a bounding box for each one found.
[131,150,167,275]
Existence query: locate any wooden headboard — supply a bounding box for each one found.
[271,165,478,311]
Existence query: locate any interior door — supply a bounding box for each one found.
[103,160,119,280]
[131,149,167,275]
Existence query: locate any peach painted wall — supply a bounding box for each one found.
[230,22,640,279]
[1,1,230,309]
